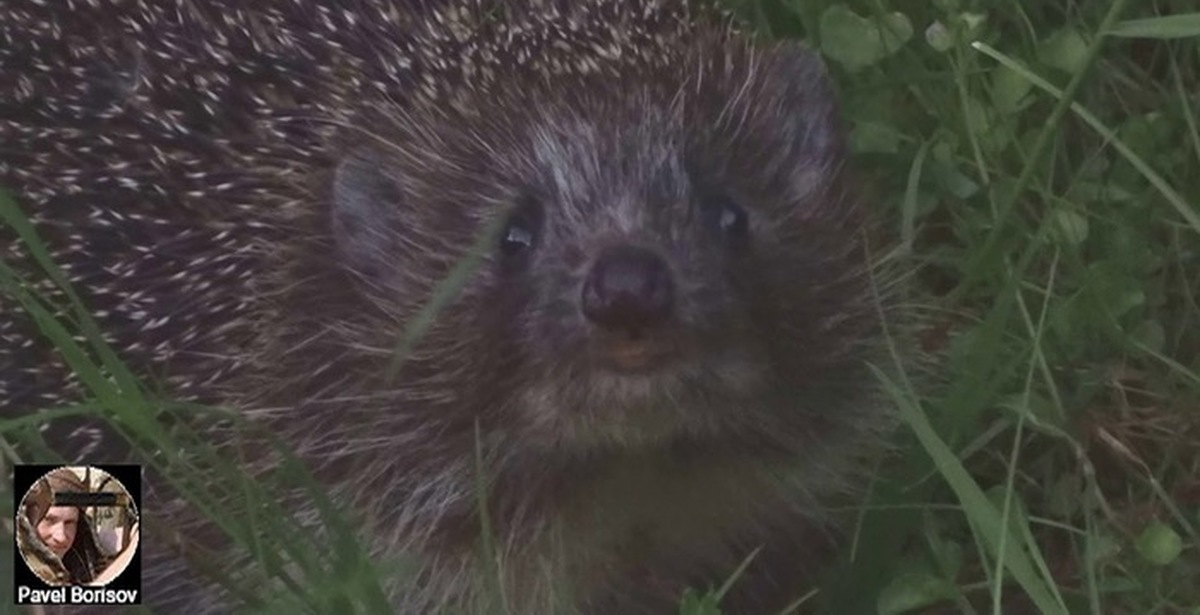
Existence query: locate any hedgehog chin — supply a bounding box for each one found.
[585,355,689,393]
[592,354,678,377]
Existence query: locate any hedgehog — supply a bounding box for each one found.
[1,0,898,612]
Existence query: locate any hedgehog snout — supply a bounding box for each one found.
[580,244,674,335]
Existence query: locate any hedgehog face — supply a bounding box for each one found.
[329,42,880,455]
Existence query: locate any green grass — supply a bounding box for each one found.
[729,1,1200,613]
[4,0,1200,613]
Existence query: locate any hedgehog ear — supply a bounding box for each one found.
[331,148,405,276]
[764,41,844,165]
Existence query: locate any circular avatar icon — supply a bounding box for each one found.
[16,466,140,586]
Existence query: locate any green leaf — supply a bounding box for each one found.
[820,5,883,71]
[850,122,902,154]
[1047,209,1089,247]
[1039,28,1090,73]
[1069,181,1137,203]
[819,5,912,71]
[879,12,914,54]
[1136,522,1183,566]
[1108,14,1200,39]
[958,12,987,32]
[1131,320,1166,354]
[932,160,981,199]
[930,538,965,580]
[877,572,956,614]
[1117,111,1170,158]
[992,65,1035,114]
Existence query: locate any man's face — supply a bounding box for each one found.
[36,505,79,558]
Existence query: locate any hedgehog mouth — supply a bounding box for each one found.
[591,335,681,374]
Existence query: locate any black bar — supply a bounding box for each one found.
[52,491,127,507]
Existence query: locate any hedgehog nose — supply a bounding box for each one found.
[581,245,674,331]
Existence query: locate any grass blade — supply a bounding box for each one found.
[1108,14,1200,38]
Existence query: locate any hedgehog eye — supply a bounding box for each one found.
[717,201,748,237]
[499,195,543,260]
[701,192,749,248]
[501,220,534,253]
